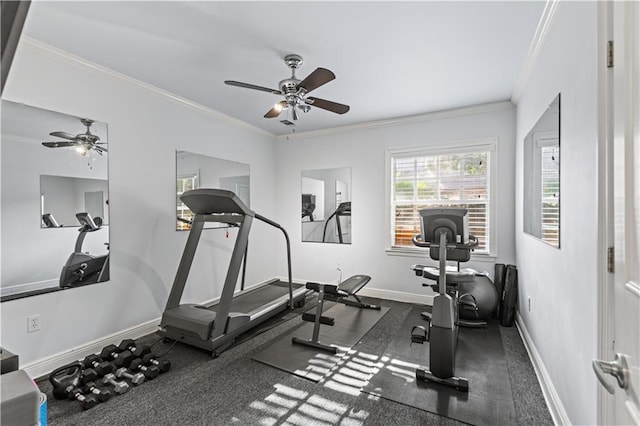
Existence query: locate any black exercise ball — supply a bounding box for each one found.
[457,275,498,320]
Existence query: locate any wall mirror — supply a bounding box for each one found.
[1,100,109,300]
[301,167,352,244]
[176,151,250,230]
[523,93,560,247]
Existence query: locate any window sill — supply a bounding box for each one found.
[385,247,497,263]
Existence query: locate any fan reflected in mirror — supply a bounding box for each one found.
[42,117,108,157]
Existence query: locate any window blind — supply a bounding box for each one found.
[391,151,490,252]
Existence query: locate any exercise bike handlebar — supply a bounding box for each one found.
[412,233,479,249]
[254,213,293,309]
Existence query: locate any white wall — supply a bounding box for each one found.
[514,2,598,424]
[0,38,278,365]
[275,103,517,296]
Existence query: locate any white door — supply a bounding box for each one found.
[594,2,640,424]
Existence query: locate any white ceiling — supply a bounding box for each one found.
[20,1,545,136]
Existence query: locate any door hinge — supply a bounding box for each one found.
[607,41,614,68]
[607,246,615,272]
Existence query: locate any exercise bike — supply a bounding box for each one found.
[410,208,497,392]
[59,212,109,288]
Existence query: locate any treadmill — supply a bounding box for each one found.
[159,188,307,356]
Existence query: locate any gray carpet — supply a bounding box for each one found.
[37,298,554,425]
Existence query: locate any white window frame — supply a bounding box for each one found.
[385,137,498,258]
[176,171,199,230]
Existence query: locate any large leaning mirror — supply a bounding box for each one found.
[301,167,352,244]
[176,151,250,230]
[1,100,110,300]
[523,93,560,248]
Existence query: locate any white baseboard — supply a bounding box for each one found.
[22,318,161,380]
[358,287,434,305]
[516,313,571,425]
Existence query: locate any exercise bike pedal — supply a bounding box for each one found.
[420,311,433,322]
[410,325,429,344]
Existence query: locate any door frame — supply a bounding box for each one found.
[596,0,614,424]
[596,1,639,424]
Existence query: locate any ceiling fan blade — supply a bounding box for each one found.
[42,141,79,148]
[264,101,286,118]
[94,146,107,154]
[49,131,77,140]
[297,68,335,93]
[225,80,281,95]
[306,97,350,115]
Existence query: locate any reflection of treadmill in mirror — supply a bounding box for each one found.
[322,201,351,243]
[160,188,308,357]
[42,213,61,228]
[301,193,316,221]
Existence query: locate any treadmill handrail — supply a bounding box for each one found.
[322,202,351,243]
[255,213,293,309]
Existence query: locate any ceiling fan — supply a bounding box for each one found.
[42,118,107,156]
[225,54,350,124]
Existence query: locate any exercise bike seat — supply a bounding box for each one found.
[411,264,476,284]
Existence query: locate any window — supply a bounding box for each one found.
[388,140,496,255]
[176,172,198,230]
[540,144,559,246]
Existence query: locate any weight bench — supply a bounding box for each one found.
[292,274,380,354]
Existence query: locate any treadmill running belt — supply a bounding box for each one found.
[209,281,303,315]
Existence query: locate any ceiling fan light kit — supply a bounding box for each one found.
[225,54,350,125]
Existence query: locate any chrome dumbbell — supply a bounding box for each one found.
[115,367,145,386]
[100,373,129,394]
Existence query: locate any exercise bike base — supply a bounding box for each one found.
[416,368,469,392]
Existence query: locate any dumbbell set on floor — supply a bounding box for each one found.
[48,339,171,410]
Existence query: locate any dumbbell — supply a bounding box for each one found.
[83,382,113,402]
[117,339,152,358]
[129,358,160,380]
[80,368,99,385]
[67,387,99,410]
[82,354,113,377]
[141,353,171,373]
[115,367,145,386]
[99,344,135,368]
[100,373,130,394]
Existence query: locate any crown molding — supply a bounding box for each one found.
[19,37,274,139]
[276,100,514,142]
[510,0,561,105]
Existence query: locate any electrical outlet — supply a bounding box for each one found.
[27,314,40,333]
